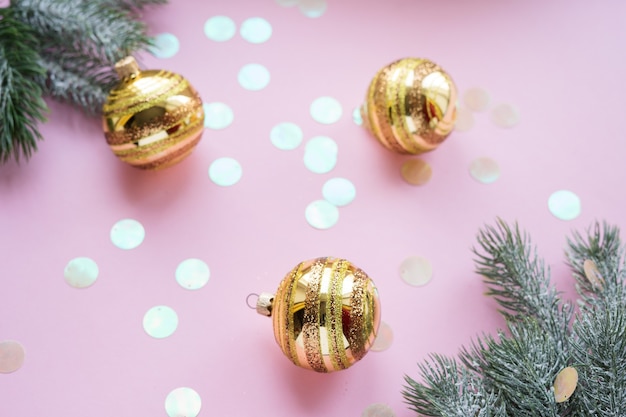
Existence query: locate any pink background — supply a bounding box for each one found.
[2,0,626,415]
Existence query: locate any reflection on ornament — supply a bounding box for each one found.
[103,56,205,170]
[360,58,457,155]
[257,257,381,372]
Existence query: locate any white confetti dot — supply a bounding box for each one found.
[399,256,433,286]
[371,321,393,352]
[548,190,581,221]
[238,63,270,91]
[310,96,342,124]
[469,157,500,184]
[276,0,299,6]
[304,136,338,174]
[0,341,25,374]
[454,106,474,132]
[362,403,396,417]
[143,306,178,339]
[491,103,520,128]
[203,102,234,130]
[299,0,328,18]
[165,387,202,417]
[322,178,356,206]
[240,17,272,44]
[463,87,491,112]
[204,16,236,42]
[209,157,242,186]
[64,257,99,289]
[176,259,210,290]
[352,107,363,125]
[270,122,303,150]
[305,200,339,229]
[110,219,145,250]
[151,33,180,59]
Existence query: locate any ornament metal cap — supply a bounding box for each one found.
[114,56,140,80]
[257,257,381,373]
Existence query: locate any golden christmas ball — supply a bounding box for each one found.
[257,257,381,373]
[102,57,205,170]
[360,58,457,155]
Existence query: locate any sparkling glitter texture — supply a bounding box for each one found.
[259,257,381,372]
[0,341,26,373]
[361,58,457,154]
[209,157,242,186]
[165,387,202,417]
[240,17,272,44]
[103,57,205,170]
[204,16,236,42]
[143,306,179,339]
[548,190,581,221]
[110,218,145,250]
[400,256,433,286]
[176,258,210,290]
[64,257,99,288]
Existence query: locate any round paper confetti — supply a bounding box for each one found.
[270,122,303,150]
[352,107,363,125]
[322,177,356,206]
[469,157,500,184]
[209,157,242,187]
[143,306,178,339]
[463,87,491,112]
[305,200,339,229]
[204,16,236,42]
[299,0,328,18]
[491,103,520,128]
[165,387,202,417]
[203,102,234,130]
[310,96,342,124]
[238,63,270,91]
[276,0,299,6]
[583,259,604,289]
[371,321,393,352]
[240,17,272,44]
[548,190,581,221]
[401,159,432,186]
[454,106,475,132]
[304,136,338,174]
[110,219,145,250]
[151,33,180,59]
[362,403,396,417]
[554,366,578,403]
[64,257,99,289]
[0,341,25,374]
[176,259,210,290]
[400,256,433,286]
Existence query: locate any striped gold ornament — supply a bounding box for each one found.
[360,58,457,155]
[257,257,381,373]
[102,57,205,170]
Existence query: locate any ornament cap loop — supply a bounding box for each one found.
[115,56,140,80]
[256,292,274,317]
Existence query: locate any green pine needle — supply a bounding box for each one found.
[0,7,48,163]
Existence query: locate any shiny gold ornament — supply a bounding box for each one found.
[361,58,457,155]
[103,56,205,170]
[257,257,381,372]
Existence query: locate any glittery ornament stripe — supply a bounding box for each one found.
[348,268,367,361]
[328,259,350,371]
[285,262,302,367]
[396,60,422,154]
[303,258,326,372]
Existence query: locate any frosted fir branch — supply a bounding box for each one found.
[97,0,167,12]
[565,221,626,308]
[473,219,573,345]
[12,0,153,64]
[403,354,505,417]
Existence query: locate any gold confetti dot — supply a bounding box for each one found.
[463,87,491,112]
[401,159,432,186]
[554,366,578,403]
[491,103,520,128]
[583,259,604,289]
[454,106,474,132]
